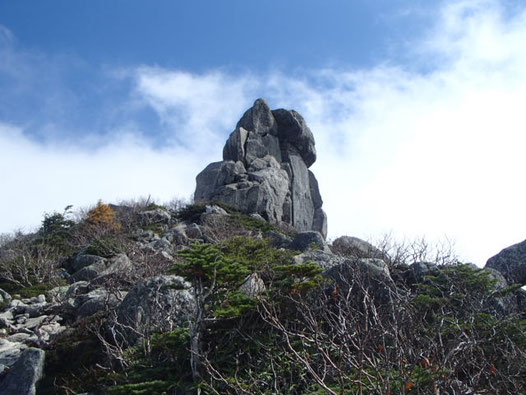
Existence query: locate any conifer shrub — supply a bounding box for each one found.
[175,203,207,222]
[35,206,76,255]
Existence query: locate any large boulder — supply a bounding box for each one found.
[323,258,396,304]
[290,231,330,253]
[331,236,387,260]
[112,275,195,346]
[0,348,44,395]
[485,239,526,286]
[195,99,327,238]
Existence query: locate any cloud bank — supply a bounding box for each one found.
[1,0,526,265]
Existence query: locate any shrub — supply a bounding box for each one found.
[0,235,63,288]
[175,203,207,222]
[86,201,121,230]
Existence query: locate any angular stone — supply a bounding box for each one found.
[0,289,11,304]
[287,148,314,231]
[71,261,107,282]
[244,132,281,166]
[272,108,316,167]
[223,126,249,162]
[290,231,329,253]
[0,348,44,395]
[323,258,396,304]
[331,236,387,260]
[69,254,106,274]
[0,339,27,369]
[238,273,265,297]
[236,98,278,136]
[138,208,172,224]
[113,275,195,346]
[293,249,343,271]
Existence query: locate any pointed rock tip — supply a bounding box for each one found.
[253,98,269,108]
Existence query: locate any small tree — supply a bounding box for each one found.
[86,200,121,230]
[174,243,253,381]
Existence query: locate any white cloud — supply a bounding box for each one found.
[1,0,526,265]
[0,123,201,232]
[133,67,259,149]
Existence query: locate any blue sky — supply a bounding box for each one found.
[1,0,526,265]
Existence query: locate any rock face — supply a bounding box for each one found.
[195,99,327,238]
[485,239,526,286]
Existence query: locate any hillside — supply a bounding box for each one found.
[0,100,525,394]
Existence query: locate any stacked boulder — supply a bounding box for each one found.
[195,99,327,238]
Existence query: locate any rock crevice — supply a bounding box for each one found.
[195,99,327,237]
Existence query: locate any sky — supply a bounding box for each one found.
[1,0,526,265]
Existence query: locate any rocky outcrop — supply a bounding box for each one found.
[195,99,327,238]
[485,239,526,286]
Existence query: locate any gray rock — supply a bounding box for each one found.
[15,315,47,331]
[331,236,387,260]
[293,249,343,271]
[68,254,106,274]
[0,348,45,395]
[113,275,195,346]
[409,262,438,282]
[165,223,204,246]
[36,322,66,343]
[71,260,108,282]
[65,281,91,299]
[0,339,27,370]
[138,208,172,224]
[238,274,266,297]
[0,310,14,326]
[223,126,249,163]
[290,231,329,253]
[272,108,316,167]
[76,253,133,284]
[486,239,526,285]
[0,289,11,304]
[5,333,38,345]
[323,258,396,304]
[148,238,173,254]
[205,205,228,215]
[236,98,278,138]
[46,285,70,304]
[76,288,123,318]
[264,230,292,249]
[135,229,161,242]
[483,267,518,315]
[249,213,266,222]
[195,99,327,238]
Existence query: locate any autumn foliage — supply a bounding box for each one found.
[86,200,121,230]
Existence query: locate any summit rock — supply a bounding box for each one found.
[194,99,327,238]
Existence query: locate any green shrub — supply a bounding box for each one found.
[175,203,207,222]
[84,234,128,258]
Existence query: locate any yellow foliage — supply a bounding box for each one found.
[87,200,121,230]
